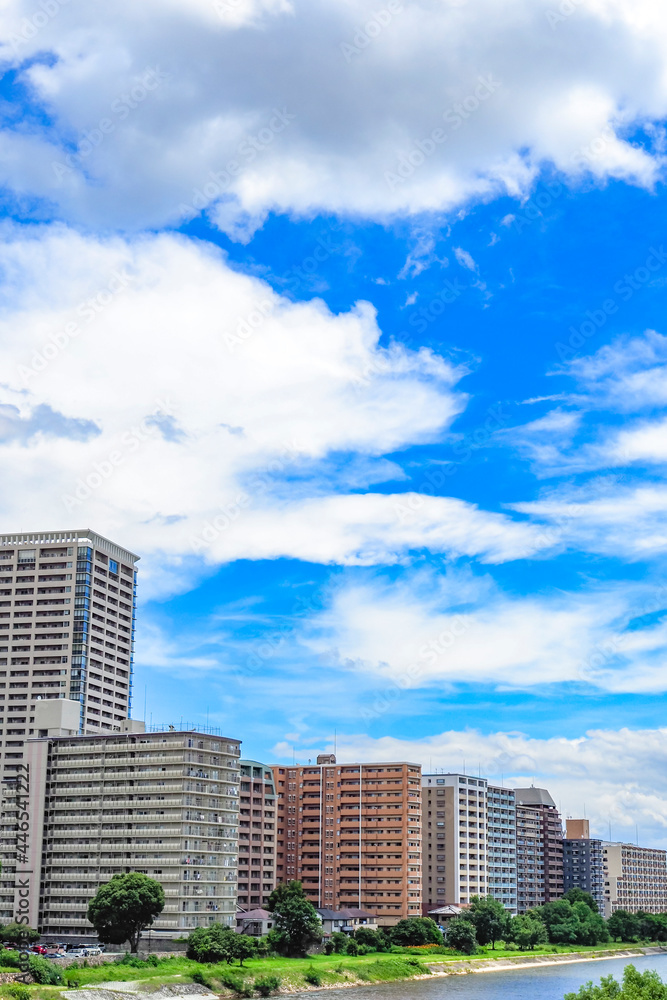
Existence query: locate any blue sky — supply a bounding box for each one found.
[3,0,667,845]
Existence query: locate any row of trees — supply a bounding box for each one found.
[445,888,658,955]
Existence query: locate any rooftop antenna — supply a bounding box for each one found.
[609,819,612,841]
[143,685,147,724]
[636,824,639,846]
[206,706,209,728]
[334,728,337,757]
[463,759,466,775]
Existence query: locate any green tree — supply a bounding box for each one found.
[87,872,165,953]
[269,883,321,957]
[330,931,348,953]
[390,917,443,946]
[565,963,667,999]
[464,895,510,950]
[187,924,238,963]
[1,923,40,944]
[445,918,477,955]
[507,914,548,950]
[536,899,608,946]
[607,909,641,942]
[234,935,256,966]
[267,880,304,912]
[562,888,599,913]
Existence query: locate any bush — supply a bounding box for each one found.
[0,951,20,968]
[304,968,322,986]
[191,970,214,989]
[331,932,348,954]
[345,939,358,956]
[324,940,334,955]
[446,918,478,955]
[145,954,160,967]
[29,955,63,985]
[6,986,31,1000]
[254,975,281,997]
[357,944,372,955]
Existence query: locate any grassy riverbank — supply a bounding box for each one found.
[1,941,664,998]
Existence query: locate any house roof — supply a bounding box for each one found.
[428,905,464,916]
[236,908,271,920]
[316,908,376,920]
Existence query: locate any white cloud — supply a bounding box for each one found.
[0,223,554,582]
[454,247,477,271]
[324,725,667,848]
[513,481,667,559]
[303,569,667,692]
[0,0,666,228]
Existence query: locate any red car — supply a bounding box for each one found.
[30,946,48,954]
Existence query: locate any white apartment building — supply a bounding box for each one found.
[421,773,488,910]
[487,785,517,913]
[0,529,139,775]
[15,712,240,943]
[603,841,667,916]
[0,529,139,923]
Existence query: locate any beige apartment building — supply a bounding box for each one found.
[10,708,240,943]
[238,760,276,909]
[421,773,488,911]
[603,842,667,916]
[273,755,422,926]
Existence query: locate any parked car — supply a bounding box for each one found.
[85,947,102,956]
[30,946,48,955]
[67,948,88,957]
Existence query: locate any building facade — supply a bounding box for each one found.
[515,788,563,912]
[237,760,276,910]
[421,773,489,911]
[603,842,667,916]
[486,785,517,913]
[17,721,240,942]
[0,530,139,925]
[562,819,605,914]
[0,529,139,779]
[273,754,422,926]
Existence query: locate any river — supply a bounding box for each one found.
[293,952,667,999]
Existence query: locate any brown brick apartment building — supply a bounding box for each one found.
[273,754,422,926]
[515,787,563,911]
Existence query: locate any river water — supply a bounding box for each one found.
[293,953,667,999]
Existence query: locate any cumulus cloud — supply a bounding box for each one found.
[321,725,667,848]
[0,223,556,581]
[0,0,666,229]
[303,569,667,692]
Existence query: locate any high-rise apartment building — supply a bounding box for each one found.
[486,785,517,913]
[421,773,488,910]
[0,529,139,780]
[603,842,667,916]
[13,714,240,943]
[562,819,605,914]
[515,788,563,912]
[238,760,276,909]
[273,754,422,926]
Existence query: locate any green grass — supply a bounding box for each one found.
[0,940,661,998]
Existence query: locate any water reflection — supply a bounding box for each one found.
[292,953,667,1000]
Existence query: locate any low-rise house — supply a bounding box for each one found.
[316,907,377,938]
[236,908,274,937]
